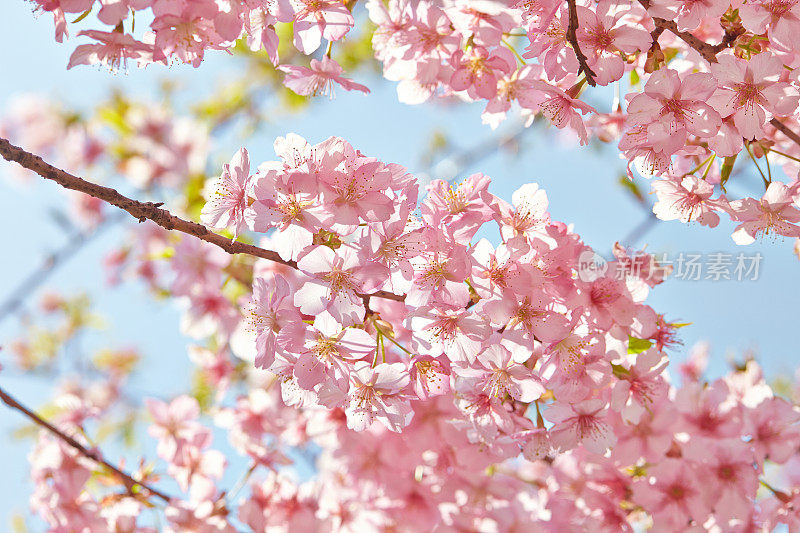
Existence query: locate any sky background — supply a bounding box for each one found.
[1,2,799,530]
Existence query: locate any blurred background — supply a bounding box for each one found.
[1,1,798,529]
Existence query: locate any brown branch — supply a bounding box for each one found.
[769,118,800,147]
[0,384,173,503]
[0,137,406,303]
[566,0,597,87]
[650,17,719,64]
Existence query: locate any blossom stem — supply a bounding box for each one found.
[765,147,800,164]
[226,463,258,504]
[701,154,716,179]
[683,154,715,178]
[501,38,527,66]
[370,316,414,355]
[0,384,173,503]
[744,141,770,188]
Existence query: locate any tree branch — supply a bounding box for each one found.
[0,214,123,324]
[0,384,173,503]
[649,17,719,64]
[769,118,800,147]
[566,0,597,87]
[0,137,405,303]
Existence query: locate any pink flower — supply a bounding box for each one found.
[651,174,725,227]
[626,69,721,154]
[709,53,799,140]
[67,30,153,70]
[278,57,370,98]
[610,348,668,424]
[246,167,325,261]
[450,46,514,100]
[729,181,800,244]
[406,231,471,308]
[318,145,394,232]
[496,182,551,241]
[611,406,678,464]
[243,274,302,369]
[289,0,354,54]
[529,80,598,145]
[282,312,376,391]
[480,291,571,344]
[632,459,710,530]
[676,380,741,441]
[685,441,760,522]
[345,361,413,432]
[469,239,531,299]
[460,344,545,402]
[409,356,451,399]
[201,147,251,239]
[575,0,651,86]
[408,306,491,365]
[740,0,800,52]
[359,209,426,294]
[649,0,732,31]
[545,398,616,454]
[145,395,205,460]
[744,397,800,463]
[421,173,497,242]
[294,245,386,326]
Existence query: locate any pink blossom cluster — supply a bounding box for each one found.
[31,0,367,87]
[104,133,795,529]
[23,352,800,531]
[5,126,800,529]
[26,0,800,249]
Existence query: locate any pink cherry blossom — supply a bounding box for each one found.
[67,31,153,70]
[200,147,251,239]
[729,181,800,244]
[709,53,799,140]
[651,174,725,227]
[545,398,616,454]
[345,361,413,432]
[279,57,370,98]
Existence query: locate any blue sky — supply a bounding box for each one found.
[1,2,798,529]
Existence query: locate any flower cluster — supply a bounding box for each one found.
[5,110,800,528]
[26,0,800,251]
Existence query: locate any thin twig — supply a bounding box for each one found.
[0,384,173,502]
[0,137,405,303]
[566,0,597,86]
[769,118,800,147]
[0,213,123,324]
[622,212,658,247]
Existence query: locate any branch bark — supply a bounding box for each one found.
[566,0,597,87]
[0,137,405,303]
[0,384,173,503]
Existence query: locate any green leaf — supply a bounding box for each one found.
[611,363,631,378]
[720,154,737,192]
[627,336,652,355]
[629,69,640,87]
[618,175,645,204]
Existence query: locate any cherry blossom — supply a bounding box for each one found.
[279,57,370,98]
